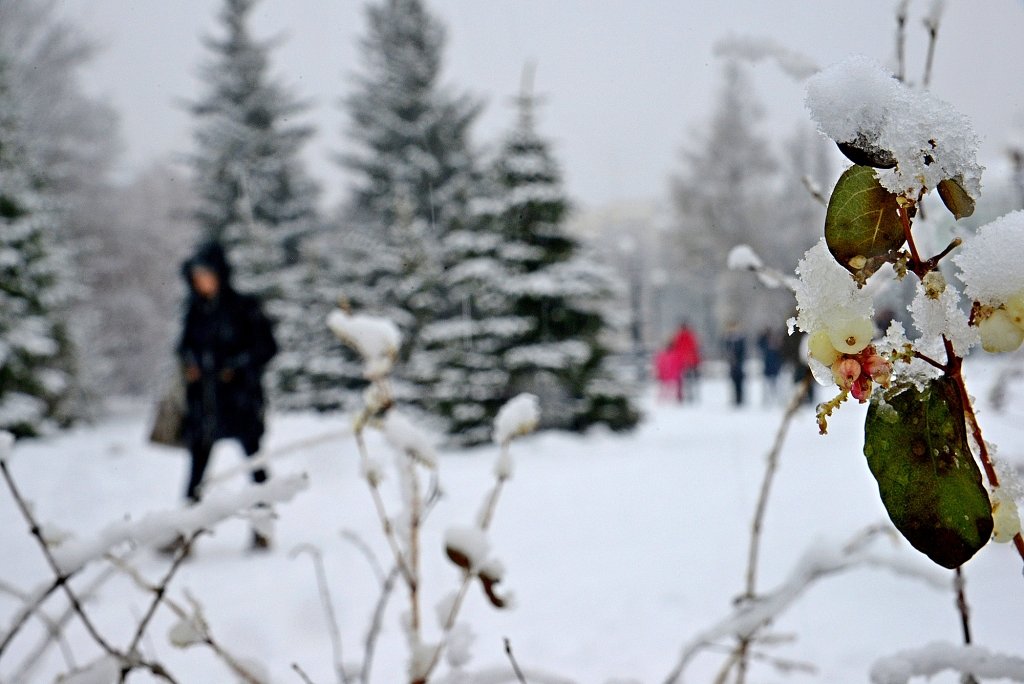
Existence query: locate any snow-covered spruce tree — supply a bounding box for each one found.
[0,60,75,438]
[0,0,121,416]
[188,0,325,409]
[422,83,639,437]
[335,0,482,410]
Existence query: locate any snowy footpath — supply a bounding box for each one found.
[2,366,1023,683]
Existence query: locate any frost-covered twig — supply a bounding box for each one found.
[51,474,308,575]
[870,641,1024,684]
[291,545,349,684]
[663,527,950,683]
[203,427,352,491]
[726,245,798,292]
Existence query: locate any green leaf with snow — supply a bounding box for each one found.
[825,165,905,280]
[863,377,993,569]
[937,177,976,220]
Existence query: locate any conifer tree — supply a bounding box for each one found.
[0,60,76,437]
[335,0,483,411]
[417,74,640,441]
[189,0,324,409]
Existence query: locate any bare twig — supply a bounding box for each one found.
[895,0,909,82]
[341,530,387,585]
[124,531,201,668]
[7,566,119,684]
[504,637,529,684]
[731,375,812,682]
[361,565,400,684]
[801,174,828,206]
[954,568,981,684]
[292,662,318,684]
[291,545,349,684]
[0,459,119,657]
[354,427,415,585]
[922,1,942,88]
[0,576,65,658]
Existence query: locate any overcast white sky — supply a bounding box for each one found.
[69,0,1024,210]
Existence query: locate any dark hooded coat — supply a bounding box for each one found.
[177,242,277,450]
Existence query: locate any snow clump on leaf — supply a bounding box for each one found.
[806,55,982,199]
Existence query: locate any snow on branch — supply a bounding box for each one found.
[493,393,540,447]
[663,528,950,682]
[805,55,982,198]
[327,309,402,379]
[383,410,439,468]
[727,244,799,291]
[713,34,820,79]
[51,475,308,575]
[870,641,1024,684]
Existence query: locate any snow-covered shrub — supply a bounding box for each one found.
[792,52,1023,572]
[327,305,539,683]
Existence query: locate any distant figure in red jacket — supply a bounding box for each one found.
[672,321,702,402]
[655,338,685,402]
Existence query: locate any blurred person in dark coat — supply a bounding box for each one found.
[166,241,277,552]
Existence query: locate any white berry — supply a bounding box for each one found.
[1004,292,1024,329]
[808,330,841,366]
[826,316,874,354]
[978,309,1024,353]
[992,489,1022,543]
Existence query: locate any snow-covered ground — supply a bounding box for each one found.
[2,365,1023,683]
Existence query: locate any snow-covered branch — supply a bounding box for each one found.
[52,474,308,575]
[712,35,819,80]
[663,528,950,683]
[870,642,1024,684]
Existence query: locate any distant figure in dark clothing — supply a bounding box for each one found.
[170,241,277,551]
[757,326,784,404]
[722,322,746,406]
[781,328,815,405]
